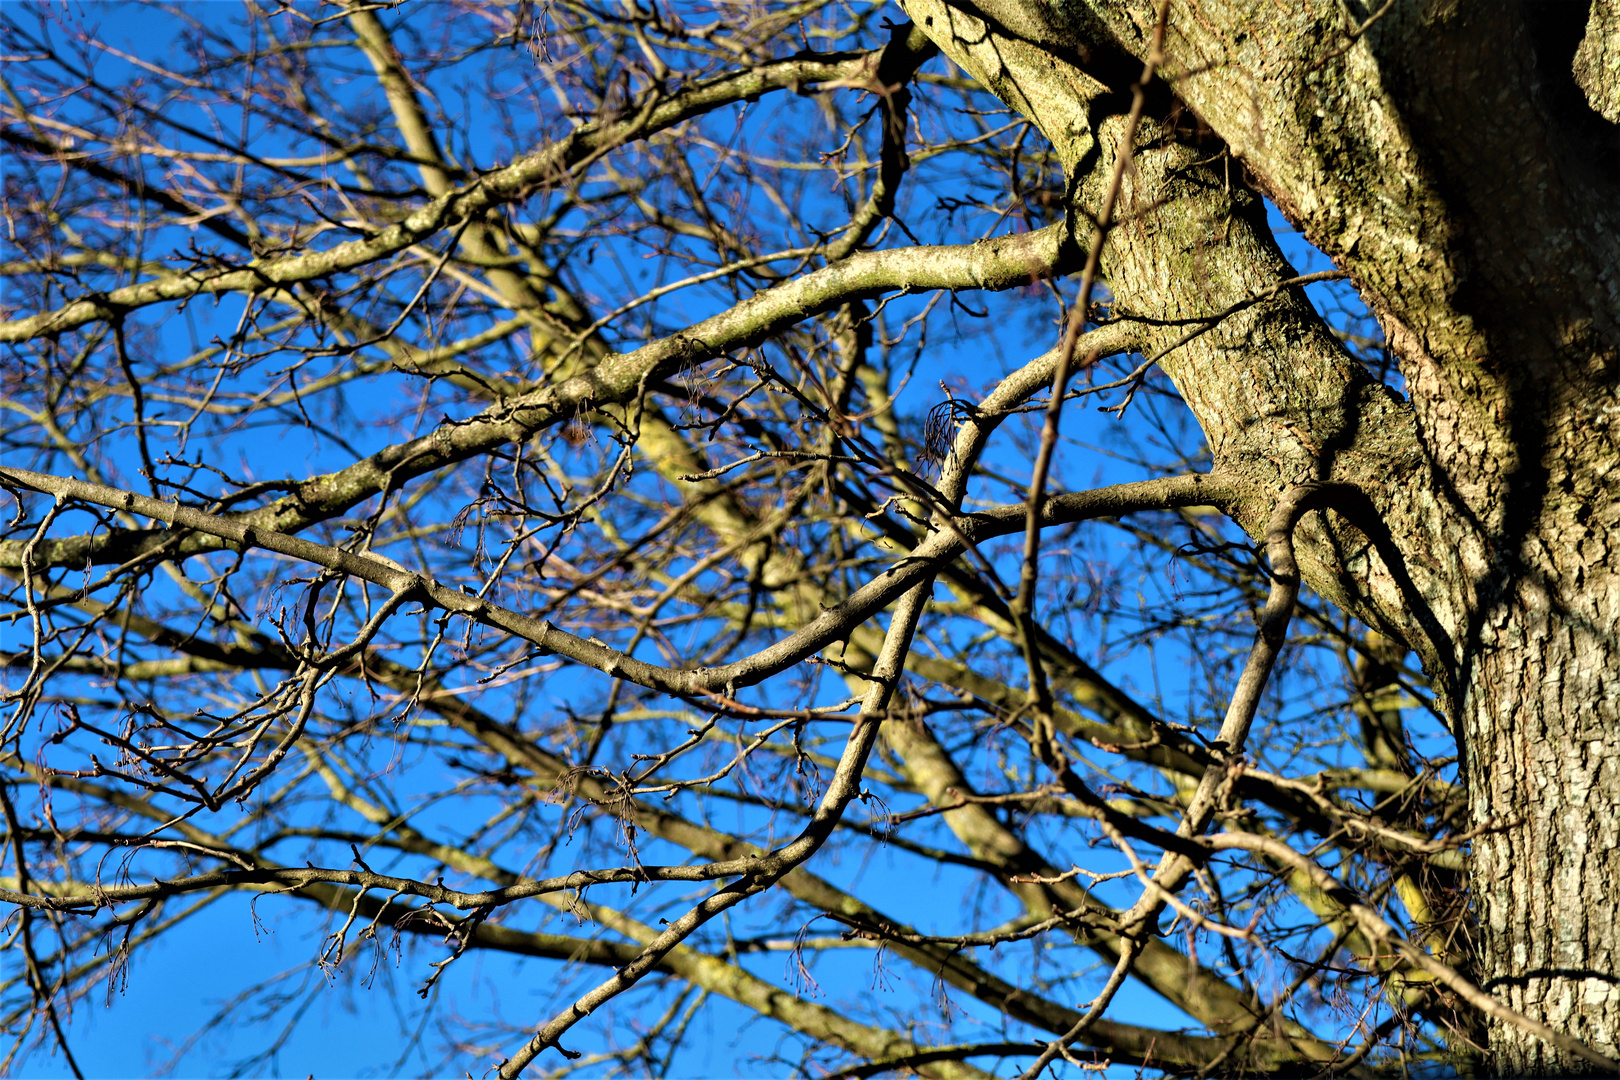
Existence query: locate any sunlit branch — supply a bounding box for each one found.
[0,466,1246,698]
[1,224,1077,573]
[0,48,904,343]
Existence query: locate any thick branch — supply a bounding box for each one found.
[0,224,1074,573]
[0,49,893,343]
[0,467,1245,697]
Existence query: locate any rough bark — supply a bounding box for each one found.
[906,0,1620,1071]
[1576,0,1620,122]
[5,3,1617,1072]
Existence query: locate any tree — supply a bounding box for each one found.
[1,0,1615,1075]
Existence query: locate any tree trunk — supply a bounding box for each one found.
[1469,576,1620,1072]
[906,0,1620,1070]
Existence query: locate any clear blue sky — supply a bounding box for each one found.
[1,2,1414,1077]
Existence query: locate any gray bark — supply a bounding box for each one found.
[906,0,1620,1071]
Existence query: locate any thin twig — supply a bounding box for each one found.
[1012,0,1172,718]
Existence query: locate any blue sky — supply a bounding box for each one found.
[0,2,1436,1077]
